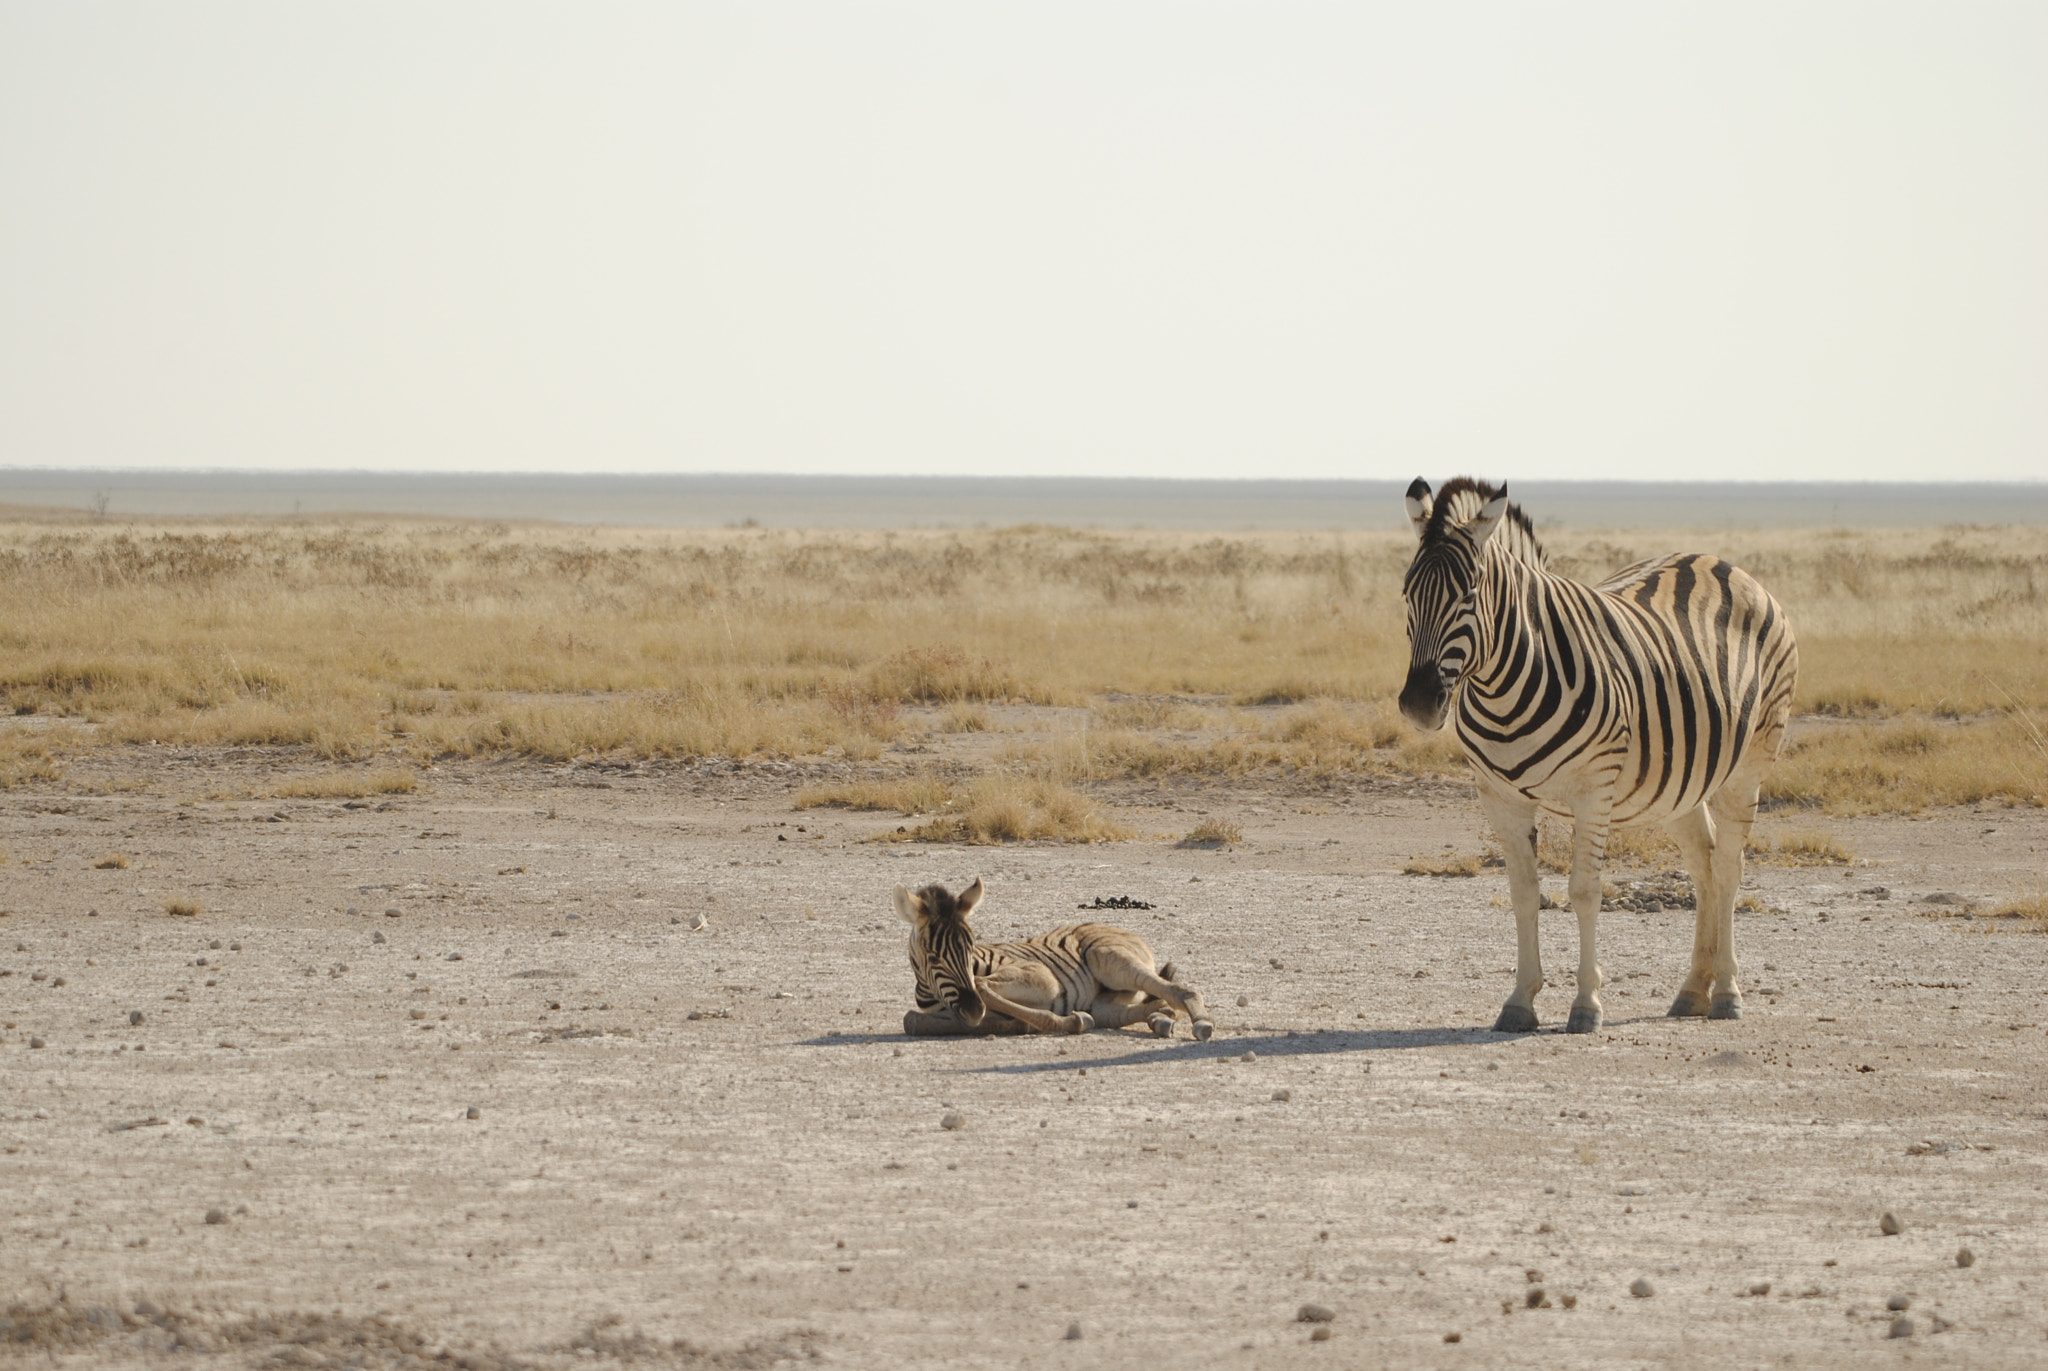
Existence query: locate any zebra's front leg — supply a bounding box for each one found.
[1478,789,1544,1033]
[1563,801,1613,1034]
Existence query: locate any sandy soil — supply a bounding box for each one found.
[3,729,2045,1369]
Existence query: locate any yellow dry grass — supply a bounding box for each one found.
[1403,849,1484,877]
[93,852,129,869]
[1180,818,1244,848]
[0,515,2042,815]
[1985,894,2048,930]
[163,897,202,917]
[1749,828,1855,866]
[268,769,419,799]
[882,774,1133,845]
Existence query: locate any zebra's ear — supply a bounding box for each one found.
[956,877,985,919]
[894,885,922,925]
[1468,490,1510,554]
[1404,478,1434,540]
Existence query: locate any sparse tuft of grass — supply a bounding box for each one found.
[795,772,956,816]
[938,702,993,733]
[0,729,70,788]
[1179,818,1243,848]
[94,852,129,869]
[1985,894,2048,930]
[270,769,419,799]
[884,774,1131,844]
[1749,829,1854,866]
[163,897,202,917]
[1404,849,1483,877]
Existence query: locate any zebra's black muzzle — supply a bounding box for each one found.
[1399,662,1450,731]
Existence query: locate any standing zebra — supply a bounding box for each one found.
[1397,477,1798,1033]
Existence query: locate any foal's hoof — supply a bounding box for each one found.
[1667,990,1709,1018]
[1565,1005,1603,1034]
[1069,1011,1096,1034]
[1147,1013,1176,1039]
[1492,1004,1539,1033]
[1708,995,1743,1020]
[1190,1019,1215,1043]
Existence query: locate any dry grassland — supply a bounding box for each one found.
[3,514,2044,822]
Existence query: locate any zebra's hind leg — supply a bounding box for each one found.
[1664,805,1724,1018]
[1478,788,1544,1032]
[1702,780,1764,1019]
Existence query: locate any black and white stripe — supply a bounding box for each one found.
[1398,477,1798,1033]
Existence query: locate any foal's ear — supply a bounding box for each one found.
[1404,478,1434,540]
[893,884,922,925]
[956,877,985,918]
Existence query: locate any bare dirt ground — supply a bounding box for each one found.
[4,723,2046,1369]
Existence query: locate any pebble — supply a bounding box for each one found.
[129,1011,144,1026]
[384,908,401,918]
[1237,994,1249,1007]
[1309,1327,1332,1342]
[1747,1281,1771,1297]
[1888,1316,1915,1339]
[1525,1288,1548,1308]
[209,940,221,950]
[346,907,359,916]
[372,932,386,944]
[1443,1333,1462,1344]
[1296,1303,1335,1324]
[1880,1211,1904,1236]
[466,1106,480,1120]
[1629,1278,1655,1298]
[204,1208,226,1225]
[687,913,709,931]
[1241,1051,1257,1063]
[446,952,463,961]
[409,1009,427,1020]
[1064,1322,1082,1341]
[1956,1247,1975,1268]
[1272,1089,1291,1102]
[940,1112,965,1131]
[28,1037,45,1049]
[1887,1294,1911,1311]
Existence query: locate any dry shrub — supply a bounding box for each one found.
[865,645,1029,704]
[1179,818,1243,848]
[94,852,129,869]
[1985,894,2048,930]
[795,772,956,815]
[1605,826,1681,868]
[0,729,68,788]
[269,769,418,799]
[939,702,993,733]
[889,774,1131,844]
[1404,849,1483,876]
[163,896,202,917]
[1750,828,1854,866]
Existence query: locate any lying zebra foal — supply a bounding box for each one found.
[898,879,1214,1041]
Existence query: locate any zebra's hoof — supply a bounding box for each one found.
[1191,1019,1215,1042]
[1492,1004,1539,1034]
[1565,1005,1603,1034]
[1069,1012,1095,1034]
[1147,1014,1176,1039]
[1708,995,1743,1020]
[1668,990,1709,1018]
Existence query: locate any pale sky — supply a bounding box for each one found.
[2,3,2042,481]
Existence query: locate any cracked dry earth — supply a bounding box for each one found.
[3,745,2046,1370]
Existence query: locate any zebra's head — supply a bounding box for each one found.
[1399,477,1512,731]
[896,878,988,1027]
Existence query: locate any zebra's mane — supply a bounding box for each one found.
[914,883,970,924]
[1421,476,1547,567]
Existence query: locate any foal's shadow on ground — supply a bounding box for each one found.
[794,1023,1564,1070]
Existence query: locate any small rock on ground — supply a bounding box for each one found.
[204,1208,226,1225]
[1957,1247,1975,1268]
[1296,1303,1335,1324]
[1888,1294,1911,1312]
[1630,1278,1655,1298]
[1881,1211,1904,1236]
[1064,1322,1082,1341]
[1889,1317,1916,1339]
[940,1112,965,1131]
